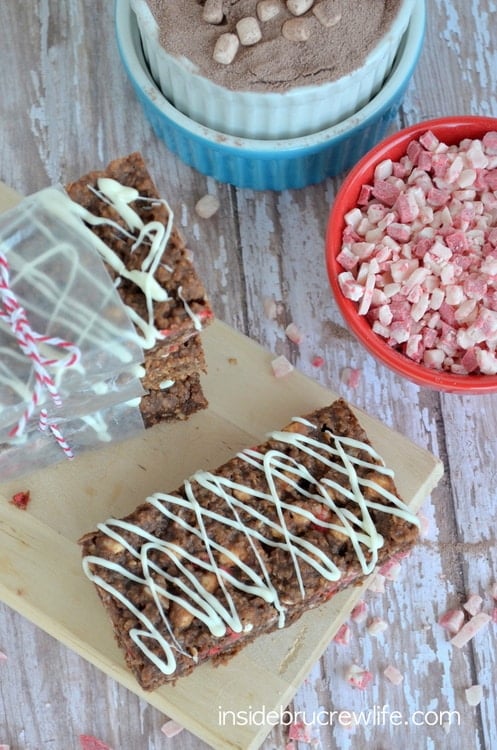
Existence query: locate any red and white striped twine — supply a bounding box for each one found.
[0,251,81,459]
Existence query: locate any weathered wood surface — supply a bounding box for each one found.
[0,1,496,749]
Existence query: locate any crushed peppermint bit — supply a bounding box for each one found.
[384,664,404,685]
[438,608,465,634]
[285,322,304,344]
[450,612,491,648]
[351,599,368,623]
[333,622,351,645]
[368,572,385,594]
[0,651,7,662]
[78,735,113,750]
[340,366,361,387]
[271,354,294,378]
[465,684,484,706]
[346,663,373,690]
[463,593,484,616]
[491,607,497,624]
[384,561,401,581]
[288,720,313,742]
[337,130,497,375]
[311,354,325,368]
[490,581,497,600]
[9,490,31,510]
[194,193,220,219]
[161,720,184,738]
[366,617,388,636]
[263,296,277,320]
[378,558,402,581]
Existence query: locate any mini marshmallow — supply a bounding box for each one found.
[161,720,184,738]
[213,33,239,64]
[287,0,314,16]
[195,194,220,219]
[313,0,341,27]
[271,354,294,378]
[203,0,224,24]
[465,685,484,707]
[236,17,262,46]
[384,664,404,685]
[282,17,311,41]
[257,0,282,22]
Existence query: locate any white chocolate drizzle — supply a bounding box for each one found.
[35,179,205,350]
[83,414,419,677]
[71,177,204,349]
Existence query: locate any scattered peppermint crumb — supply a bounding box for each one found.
[366,617,388,636]
[288,720,313,742]
[285,322,304,344]
[311,355,325,368]
[161,720,184,738]
[491,582,497,600]
[333,622,351,645]
[384,664,404,685]
[351,599,368,623]
[0,745,10,750]
[9,490,31,510]
[378,557,402,581]
[368,573,386,594]
[465,684,484,706]
[340,366,361,388]
[285,742,297,750]
[463,594,483,616]
[450,612,491,648]
[0,651,7,662]
[78,735,113,750]
[263,296,277,320]
[491,607,497,624]
[346,664,373,690]
[271,354,294,378]
[384,561,401,581]
[194,193,220,219]
[438,608,465,635]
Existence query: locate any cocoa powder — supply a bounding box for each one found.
[143,0,402,93]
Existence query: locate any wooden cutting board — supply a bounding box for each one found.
[0,182,443,750]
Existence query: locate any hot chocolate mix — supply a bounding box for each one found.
[143,0,402,93]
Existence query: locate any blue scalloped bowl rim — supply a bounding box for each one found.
[114,0,426,191]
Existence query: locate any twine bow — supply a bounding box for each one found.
[0,250,81,458]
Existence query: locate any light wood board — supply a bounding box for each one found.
[0,183,443,750]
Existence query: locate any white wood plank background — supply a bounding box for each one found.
[0,1,496,749]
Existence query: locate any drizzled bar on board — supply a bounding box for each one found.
[66,152,214,426]
[80,398,420,690]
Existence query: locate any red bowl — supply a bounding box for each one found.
[325,116,497,393]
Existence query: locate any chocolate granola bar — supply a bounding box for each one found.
[80,398,420,690]
[66,152,213,424]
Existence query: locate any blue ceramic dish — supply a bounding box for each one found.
[114,0,426,191]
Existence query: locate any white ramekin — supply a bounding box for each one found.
[115,0,426,190]
[130,0,415,140]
